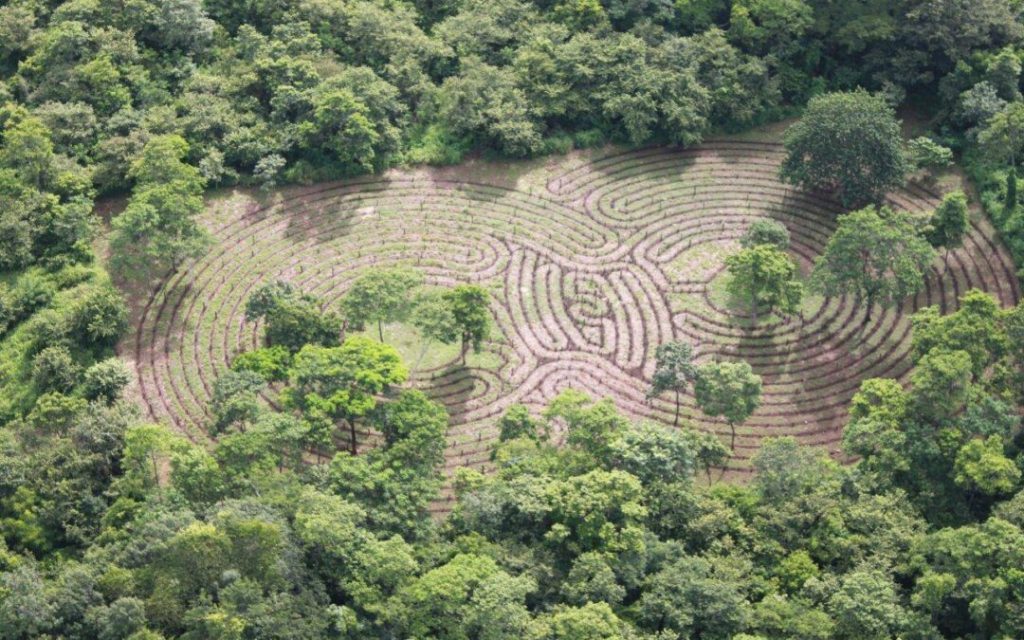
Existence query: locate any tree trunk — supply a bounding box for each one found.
[673,388,680,427]
[350,421,358,455]
[751,295,758,324]
[729,421,736,451]
[378,318,384,342]
[862,292,874,328]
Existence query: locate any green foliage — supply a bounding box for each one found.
[695,360,762,450]
[979,101,1024,168]
[955,436,1021,496]
[927,190,970,252]
[781,90,908,207]
[740,218,790,250]
[812,205,935,322]
[82,358,132,404]
[647,340,697,426]
[6,3,1024,640]
[911,289,1009,378]
[285,336,408,451]
[340,267,424,341]
[111,135,210,274]
[908,136,955,171]
[244,281,341,352]
[497,404,542,442]
[443,284,492,361]
[209,370,266,435]
[32,345,80,393]
[230,346,292,382]
[725,244,803,322]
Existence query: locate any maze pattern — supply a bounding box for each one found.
[129,141,1020,510]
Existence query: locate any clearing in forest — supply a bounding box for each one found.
[126,140,1020,507]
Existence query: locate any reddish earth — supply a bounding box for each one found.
[124,141,1020,511]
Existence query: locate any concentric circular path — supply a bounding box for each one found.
[128,141,1020,508]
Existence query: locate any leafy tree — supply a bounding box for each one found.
[910,349,974,423]
[978,94,1024,170]
[230,346,292,382]
[32,345,80,393]
[780,90,908,207]
[694,360,762,450]
[647,340,697,426]
[209,370,266,435]
[330,390,449,538]
[0,564,57,638]
[546,390,630,463]
[544,468,647,556]
[388,553,516,640]
[907,136,954,171]
[927,190,970,260]
[725,244,804,322]
[561,553,625,606]
[827,568,907,640]
[297,69,406,172]
[954,436,1021,496]
[438,60,543,157]
[843,378,911,482]
[443,284,491,363]
[340,267,424,341]
[811,206,935,326]
[244,282,341,352]
[530,602,628,639]
[608,421,729,484]
[911,289,1008,377]
[111,135,210,273]
[284,336,408,453]
[740,218,790,250]
[81,358,132,404]
[638,555,752,639]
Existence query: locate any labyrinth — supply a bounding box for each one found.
[129,140,1020,508]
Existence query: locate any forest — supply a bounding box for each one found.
[4,0,1024,638]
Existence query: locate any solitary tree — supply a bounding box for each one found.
[725,244,804,323]
[812,206,935,326]
[443,284,491,363]
[340,267,424,342]
[694,360,762,451]
[647,341,697,427]
[926,190,969,267]
[780,90,908,207]
[740,219,790,250]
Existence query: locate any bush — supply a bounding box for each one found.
[82,358,132,403]
[405,123,471,166]
[68,286,128,347]
[231,346,292,382]
[907,136,954,171]
[32,345,81,393]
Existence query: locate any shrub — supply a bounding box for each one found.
[32,345,81,393]
[82,358,132,403]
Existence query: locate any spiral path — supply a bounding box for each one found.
[129,141,1019,509]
